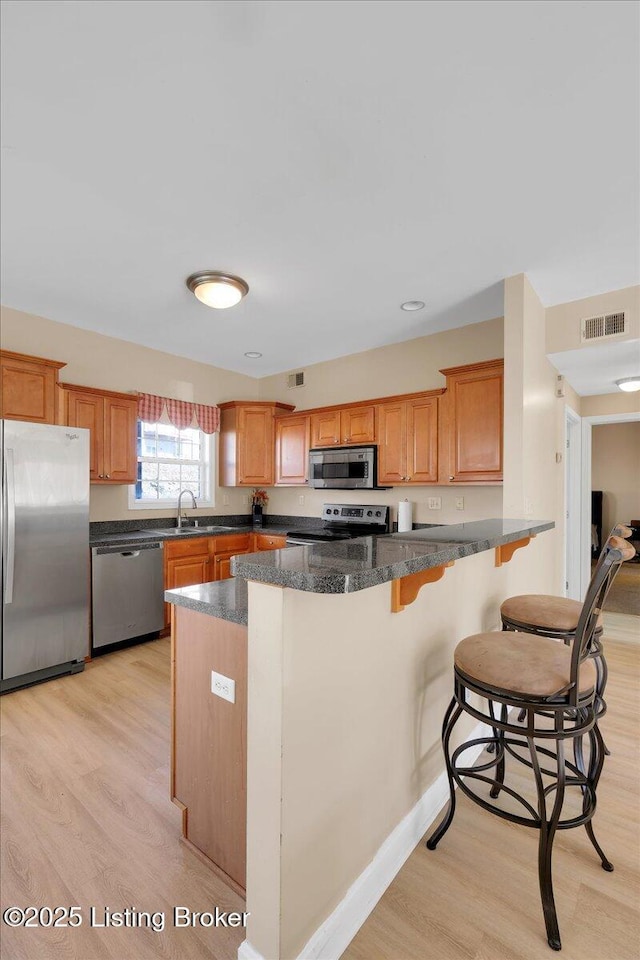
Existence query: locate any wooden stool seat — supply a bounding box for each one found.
[455,631,597,699]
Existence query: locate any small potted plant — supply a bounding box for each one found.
[251,488,268,528]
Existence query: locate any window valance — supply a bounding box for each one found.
[137,392,220,434]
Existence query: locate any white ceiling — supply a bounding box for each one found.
[1,1,638,377]
[549,339,640,397]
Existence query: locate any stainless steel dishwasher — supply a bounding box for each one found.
[91,542,165,649]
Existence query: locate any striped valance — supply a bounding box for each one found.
[137,392,220,435]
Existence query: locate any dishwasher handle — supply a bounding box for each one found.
[92,542,164,556]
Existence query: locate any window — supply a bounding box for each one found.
[129,420,214,508]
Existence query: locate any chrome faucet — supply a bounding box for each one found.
[177,489,198,529]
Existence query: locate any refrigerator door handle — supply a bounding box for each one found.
[4,447,16,604]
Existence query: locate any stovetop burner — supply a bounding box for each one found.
[286,503,390,544]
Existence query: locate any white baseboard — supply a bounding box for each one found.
[238,720,490,960]
[238,940,264,960]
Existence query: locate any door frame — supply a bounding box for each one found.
[564,407,582,599]
[580,410,640,598]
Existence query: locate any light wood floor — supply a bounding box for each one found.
[341,614,640,960]
[2,620,639,960]
[0,639,245,960]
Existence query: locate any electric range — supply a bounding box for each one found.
[286,503,390,545]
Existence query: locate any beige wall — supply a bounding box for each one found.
[581,391,640,417]
[503,274,562,593]
[592,422,640,533]
[245,532,553,959]
[260,316,505,525]
[1,306,505,526]
[0,305,259,520]
[545,284,640,355]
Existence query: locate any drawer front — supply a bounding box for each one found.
[254,534,287,550]
[212,534,252,553]
[164,537,212,560]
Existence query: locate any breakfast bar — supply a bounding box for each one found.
[166,518,554,960]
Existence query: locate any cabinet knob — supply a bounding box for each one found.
[345,436,351,442]
[106,474,111,479]
[98,474,104,479]
[449,476,454,481]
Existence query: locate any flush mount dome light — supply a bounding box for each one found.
[186,272,249,309]
[616,377,640,392]
[401,300,425,311]
[244,351,263,359]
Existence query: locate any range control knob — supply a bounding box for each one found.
[333,509,339,515]
[375,510,382,517]
[367,510,373,517]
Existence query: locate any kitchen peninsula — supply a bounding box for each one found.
[166,517,553,960]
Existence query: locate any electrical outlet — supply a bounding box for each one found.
[211,671,235,704]
[428,497,442,510]
[298,495,305,505]
[455,497,464,510]
[222,494,229,506]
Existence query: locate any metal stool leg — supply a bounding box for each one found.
[426,698,462,850]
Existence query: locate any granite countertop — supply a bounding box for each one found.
[165,518,554,623]
[89,521,311,548]
[166,577,249,626]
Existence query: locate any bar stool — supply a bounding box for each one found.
[500,524,632,732]
[426,534,635,951]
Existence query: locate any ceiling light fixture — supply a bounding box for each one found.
[186,271,249,309]
[244,351,263,359]
[401,300,425,311]
[615,376,640,393]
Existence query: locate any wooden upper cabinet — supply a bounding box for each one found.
[0,350,66,424]
[275,415,310,485]
[310,404,375,448]
[60,383,137,484]
[440,359,504,483]
[219,401,295,487]
[377,396,439,484]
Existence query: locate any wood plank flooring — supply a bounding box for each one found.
[0,639,245,960]
[2,618,638,960]
[341,615,640,960]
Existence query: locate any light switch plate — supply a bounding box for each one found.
[211,670,235,703]
[455,497,464,510]
[428,497,442,510]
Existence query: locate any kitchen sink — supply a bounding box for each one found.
[135,525,239,537]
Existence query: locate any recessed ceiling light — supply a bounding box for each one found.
[401,300,425,311]
[244,351,263,359]
[615,377,640,393]
[186,271,249,309]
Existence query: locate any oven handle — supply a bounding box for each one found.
[285,537,314,546]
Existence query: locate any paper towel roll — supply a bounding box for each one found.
[397,500,413,533]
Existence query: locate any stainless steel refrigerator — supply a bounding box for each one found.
[1,419,90,693]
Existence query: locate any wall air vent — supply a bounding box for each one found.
[581,312,626,342]
[287,371,305,388]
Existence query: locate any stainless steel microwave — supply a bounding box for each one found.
[308,445,377,489]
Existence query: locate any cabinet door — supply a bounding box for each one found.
[0,353,63,424]
[447,365,503,482]
[341,405,375,444]
[376,402,407,483]
[213,549,251,581]
[407,397,438,483]
[310,410,341,448]
[164,539,212,627]
[275,416,310,484]
[237,406,275,485]
[104,396,137,483]
[66,390,104,480]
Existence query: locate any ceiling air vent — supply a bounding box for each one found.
[581,312,626,342]
[287,371,305,388]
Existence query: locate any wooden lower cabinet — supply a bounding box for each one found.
[164,531,284,627]
[172,605,247,894]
